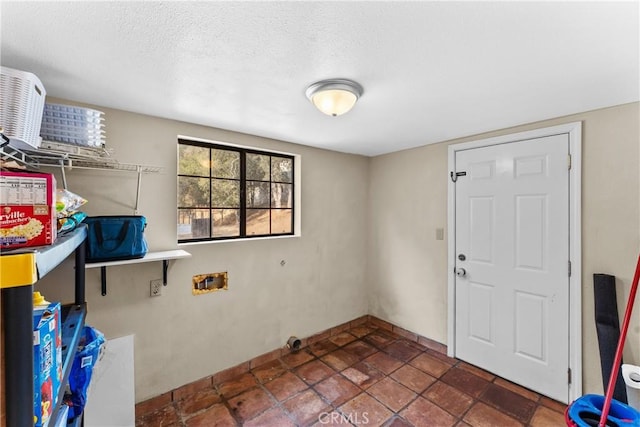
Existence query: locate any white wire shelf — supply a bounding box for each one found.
[1,135,161,214]
[0,138,161,173]
[27,153,162,173]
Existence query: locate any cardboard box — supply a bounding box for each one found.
[33,302,62,427]
[0,171,56,249]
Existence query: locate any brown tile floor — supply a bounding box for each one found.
[136,325,567,426]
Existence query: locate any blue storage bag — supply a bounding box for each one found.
[83,215,148,262]
[67,326,105,420]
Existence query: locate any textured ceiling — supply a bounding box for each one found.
[1,1,638,156]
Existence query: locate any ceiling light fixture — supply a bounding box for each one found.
[305,79,363,117]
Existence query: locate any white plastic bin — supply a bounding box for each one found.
[622,364,640,410]
[0,66,46,149]
[40,103,105,147]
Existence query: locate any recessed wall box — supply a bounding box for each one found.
[192,272,228,295]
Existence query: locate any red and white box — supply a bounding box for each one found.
[0,171,56,249]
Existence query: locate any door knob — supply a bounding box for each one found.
[456,268,467,277]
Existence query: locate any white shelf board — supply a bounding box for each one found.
[85,250,191,269]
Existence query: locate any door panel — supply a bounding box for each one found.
[454,134,569,402]
[514,290,546,362]
[515,194,546,270]
[469,197,494,264]
[468,281,494,344]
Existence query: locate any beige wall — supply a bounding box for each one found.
[368,102,640,396]
[35,100,639,401]
[37,101,370,402]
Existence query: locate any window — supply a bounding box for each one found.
[178,139,294,242]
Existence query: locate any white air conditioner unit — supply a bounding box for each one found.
[0,66,46,150]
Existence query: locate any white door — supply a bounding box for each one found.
[454,134,570,402]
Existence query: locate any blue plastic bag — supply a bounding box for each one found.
[67,326,105,420]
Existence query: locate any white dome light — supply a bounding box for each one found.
[305,79,363,117]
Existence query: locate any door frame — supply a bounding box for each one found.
[447,122,582,402]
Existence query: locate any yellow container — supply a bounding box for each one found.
[0,252,37,287]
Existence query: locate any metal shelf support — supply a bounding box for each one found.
[101,266,107,296]
[163,260,169,285]
[135,165,143,215]
[3,285,34,427]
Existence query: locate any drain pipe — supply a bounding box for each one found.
[286,336,301,352]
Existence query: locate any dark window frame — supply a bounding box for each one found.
[178,138,295,243]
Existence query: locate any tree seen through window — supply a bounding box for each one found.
[178,139,294,242]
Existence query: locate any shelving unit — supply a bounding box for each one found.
[0,138,161,214]
[86,250,191,295]
[0,226,87,427]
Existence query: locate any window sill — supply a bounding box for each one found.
[177,233,300,247]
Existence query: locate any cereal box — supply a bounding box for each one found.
[0,171,56,249]
[33,302,62,427]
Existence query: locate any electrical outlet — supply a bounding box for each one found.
[150,279,162,297]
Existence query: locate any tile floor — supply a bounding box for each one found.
[136,325,567,426]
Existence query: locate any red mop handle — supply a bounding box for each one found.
[599,254,640,427]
